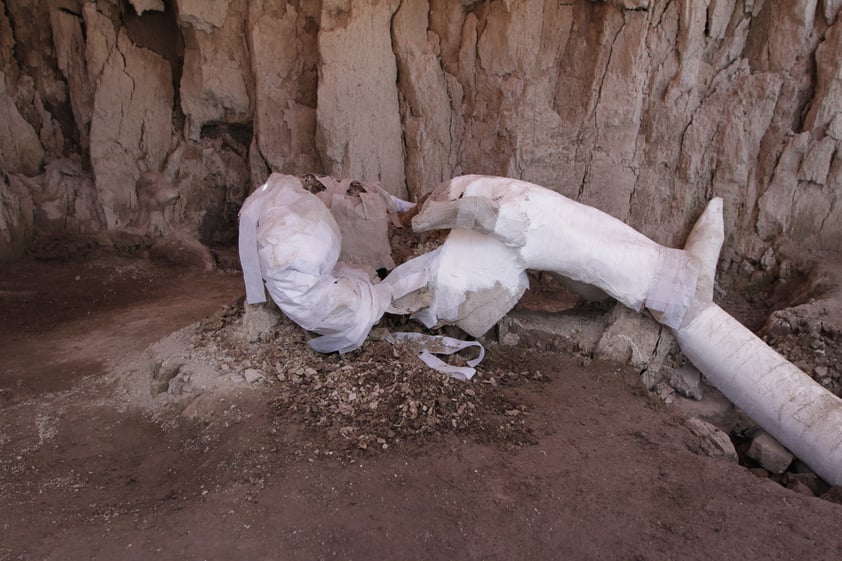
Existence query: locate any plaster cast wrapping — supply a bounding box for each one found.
[412,175,701,330]
[410,228,529,337]
[238,174,391,354]
[676,303,842,486]
[645,248,700,330]
[414,178,842,484]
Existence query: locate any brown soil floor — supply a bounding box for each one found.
[1,254,840,561]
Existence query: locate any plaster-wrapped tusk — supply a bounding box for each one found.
[412,175,699,330]
[675,302,842,485]
[413,175,842,485]
[676,197,842,486]
[681,197,723,305]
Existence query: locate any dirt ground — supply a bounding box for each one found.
[1,253,841,561]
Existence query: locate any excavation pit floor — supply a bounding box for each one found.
[1,253,840,561]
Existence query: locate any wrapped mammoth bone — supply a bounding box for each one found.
[411,175,842,486]
[237,173,487,376]
[410,175,699,334]
[238,172,842,485]
[238,174,393,354]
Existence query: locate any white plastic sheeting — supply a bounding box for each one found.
[239,174,392,354]
[386,332,485,381]
[411,175,699,331]
[237,173,491,374]
[410,229,529,337]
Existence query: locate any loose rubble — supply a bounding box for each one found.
[132,300,539,459]
[669,365,704,401]
[747,432,794,475]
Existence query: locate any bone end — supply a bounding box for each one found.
[684,197,725,303]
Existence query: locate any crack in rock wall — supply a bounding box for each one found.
[0,0,840,272]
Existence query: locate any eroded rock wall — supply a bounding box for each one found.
[0,0,840,272]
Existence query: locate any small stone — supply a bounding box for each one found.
[747,432,794,474]
[814,365,829,377]
[241,302,281,343]
[337,403,353,415]
[168,376,189,395]
[501,332,521,347]
[655,381,675,403]
[181,393,220,421]
[749,270,766,284]
[739,261,755,277]
[368,328,389,340]
[151,356,185,396]
[685,417,738,463]
[669,365,704,400]
[640,368,660,391]
[243,368,264,383]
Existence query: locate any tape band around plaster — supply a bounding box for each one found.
[239,193,268,305]
[454,197,500,234]
[386,332,486,381]
[644,247,699,330]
